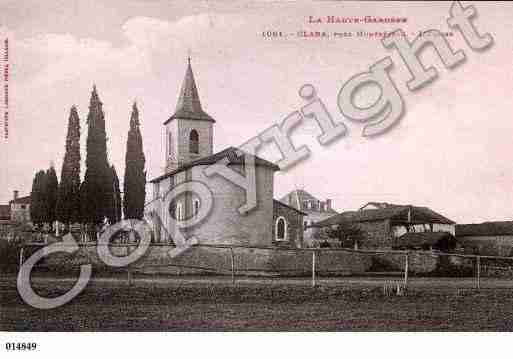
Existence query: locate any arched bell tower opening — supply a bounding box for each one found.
[189,129,199,154]
[163,58,215,173]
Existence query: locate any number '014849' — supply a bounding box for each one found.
[5,342,37,351]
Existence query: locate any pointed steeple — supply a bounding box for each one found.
[164,58,215,124]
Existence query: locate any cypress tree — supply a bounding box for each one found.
[106,165,122,224]
[45,165,58,228]
[123,102,146,219]
[29,171,41,227]
[30,170,47,228]
[81,85,111,225]
[56,106,81,226]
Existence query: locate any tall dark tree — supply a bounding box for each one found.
[30,170,47,228]
[45,165,58,228]
[81,85,111,225]
[106,165,122,224]
[123,102,146,219]
[56,106,81,226]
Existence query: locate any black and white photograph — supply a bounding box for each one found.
[1,0,512,356]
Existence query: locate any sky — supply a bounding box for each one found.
[0,0,512,224]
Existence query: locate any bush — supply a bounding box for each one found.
[0,223,34,272]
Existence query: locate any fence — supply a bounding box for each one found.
[16,240,513,292]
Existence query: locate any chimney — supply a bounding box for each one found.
[13,190,18,202]
[326,199,332,211]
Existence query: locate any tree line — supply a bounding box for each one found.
[30,86,146,232]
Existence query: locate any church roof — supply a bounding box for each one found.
[164,59,215,125]
[150,146,280,183]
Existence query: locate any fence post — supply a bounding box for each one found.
[312,250,316,288]
[230,247,236,286]
[476,255,481,290]
[404,251,409,288]
[127,268,132,286]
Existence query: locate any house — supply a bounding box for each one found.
[146,59,305,248]
[312,202,455,249]
[9,190,31,223]
[279,189,337,247]
[456,221,513,256]
[0,204,11,228]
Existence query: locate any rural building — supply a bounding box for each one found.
[9,190,31,223]
[146,59,306,248]
[456,221,513,256]
[312,202,455,249]
[279,189,337,247]
[0,204,11,228]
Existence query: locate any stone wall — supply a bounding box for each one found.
[35,243,372,276]
[356,220,392,249]
[457,235,513,256]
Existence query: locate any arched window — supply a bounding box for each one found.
[189,129,199,154]
[275,217,287,241]
[168,132,173,156]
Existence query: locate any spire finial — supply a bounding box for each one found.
[187,48,191,65]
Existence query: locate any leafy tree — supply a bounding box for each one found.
[45,165,58,229]
[56,106,81,226]
[123,102,146,219]
[81,85,111,225]
[106,165,122,224]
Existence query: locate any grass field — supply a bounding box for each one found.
[2,273,513,331]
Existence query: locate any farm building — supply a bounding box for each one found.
[0,190,31,229]
[279,189,337,247]
[312,202,455,249]
[9,191,31,223]
[456,221,513,256]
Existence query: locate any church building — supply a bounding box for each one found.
[146,59,306,249]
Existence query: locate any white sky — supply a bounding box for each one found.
[0,1,512,224]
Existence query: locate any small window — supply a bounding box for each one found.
[189,130,199,154]
[304,221,308,231]
[21,205,26,209]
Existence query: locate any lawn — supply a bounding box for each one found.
[1,273,513,331]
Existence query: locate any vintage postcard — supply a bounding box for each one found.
[1,0,512,356]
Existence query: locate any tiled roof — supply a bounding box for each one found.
[279,189,337,214]
[273,199,308,216]
[164,59,215,125]
[393,231,454,248]
[0,205,10,219]
[313,204,454,227]
[9,195,30,204]
[150,146,280,183]
[456,221,513,237]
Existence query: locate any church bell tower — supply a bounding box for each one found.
[164,58,215,173]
